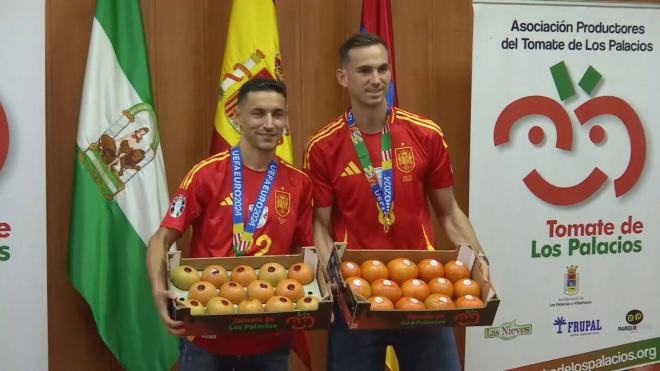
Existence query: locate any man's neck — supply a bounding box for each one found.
[238,143,275,171]
[350,102,389,134]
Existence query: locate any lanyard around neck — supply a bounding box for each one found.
[345,107,394,231]
[230,146,278,256]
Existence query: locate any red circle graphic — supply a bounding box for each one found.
[0,101,9,172]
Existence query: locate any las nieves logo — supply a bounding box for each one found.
[484,320,532,340]
[554,316,602,336]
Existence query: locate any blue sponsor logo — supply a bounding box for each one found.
[554,316,602,335]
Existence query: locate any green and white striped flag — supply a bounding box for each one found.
[68,0,179,370]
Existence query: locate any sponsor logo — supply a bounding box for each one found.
[0,100,9,173]
[275,190,291,217]
[553,316,602,335]
[619,309,647,332]
[484,320,533,340]
[626,309,643,325]
[564,265,579,295]
[395,146,415,172]
[494,62,646,206]
[169,194,186,217]
[220,193,233,206]
[340,161,362,177]
[549,265,591,308]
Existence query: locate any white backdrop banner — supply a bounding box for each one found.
[468,1,660,370]
[0,0,48,370]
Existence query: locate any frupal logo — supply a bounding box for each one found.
[494,62,646,206]
[553,316,602,335]
[0,100,9,173]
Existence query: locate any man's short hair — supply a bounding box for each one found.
[339,32,389,66]
[237,78,287,105]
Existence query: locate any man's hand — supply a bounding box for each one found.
[147,227,184,336]
[476,254,491,285]
[152,289,185,336]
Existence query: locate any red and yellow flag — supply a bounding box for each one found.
[210,0,293,163]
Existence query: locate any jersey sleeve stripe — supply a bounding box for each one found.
[395,113,449,149]
[180,152,230,190]
[395,108,435,124]
[396,110,441,129]
[281,161,312,180]
[306,117,343,144]
[181,151,228,187]
[303,120,344,169]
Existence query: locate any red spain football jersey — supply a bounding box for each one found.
[304,107,453,250]
[162,151,313,257]
[161,151,313,356]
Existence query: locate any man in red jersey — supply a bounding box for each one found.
[148,78,313,371]
[304,33,488,371]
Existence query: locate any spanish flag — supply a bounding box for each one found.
[210,0,294,163]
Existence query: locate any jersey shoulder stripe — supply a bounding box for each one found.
[304,117,344,168]
[395,112,444,137]
[395,108,436,125]
[306,117,344,146]
[180,151,230,189]
[281,160,311,180]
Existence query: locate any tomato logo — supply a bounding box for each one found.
[285,313,316,330]
[494,62,646,206]
[0,101,9,173]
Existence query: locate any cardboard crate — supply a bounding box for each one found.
[327,244,499,329]
[167,247,332,335]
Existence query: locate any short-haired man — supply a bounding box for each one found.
[304,32,488,371]
[148,78,313,371]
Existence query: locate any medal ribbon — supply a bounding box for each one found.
[231,146,278,256]
[346,107,394,226]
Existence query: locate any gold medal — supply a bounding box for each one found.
[377,203,395,232]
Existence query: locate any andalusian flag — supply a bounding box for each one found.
[362,2,401,369]
[68,0,179,370]
[210,0,294,163]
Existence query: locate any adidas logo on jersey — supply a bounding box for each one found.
[341,161,362,177]
[220,194,233,206]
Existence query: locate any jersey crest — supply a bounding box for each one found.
[395,146,415,172]
[275,189,291,217]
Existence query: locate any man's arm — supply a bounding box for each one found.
[428,187,482,252]
[428,187,490,282]
[313,206,334,268]
[147,226,185,336]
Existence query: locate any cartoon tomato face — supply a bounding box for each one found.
[494,92,646,206]
[286,313,316,330]
[0,101,8,172]
[453,311,481,326]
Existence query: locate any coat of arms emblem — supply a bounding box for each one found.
[395,147,415,172]
[79,103,158,200]
[275,190,291,218]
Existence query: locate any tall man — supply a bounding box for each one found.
[148,78,313,371]
[304,33,488,371]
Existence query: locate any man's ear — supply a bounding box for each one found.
[234,106,242,132]
[336,68,348,88]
